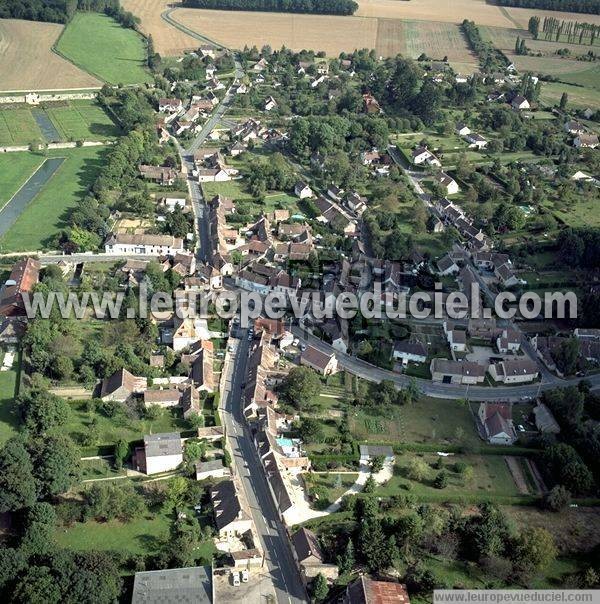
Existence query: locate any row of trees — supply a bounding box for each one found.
[538,16,600,44]
[181,0,358,15]
[497,0,600,16]
[461,19,510,72]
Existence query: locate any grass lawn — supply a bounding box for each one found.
[0,146,108,252]
[0,108,43,146]
[304,472,359,504]
[375,453,526,503]
[56,13,151,85]
[347,397,480,447]
[201,179,254,202]
[80,458,126,480]
[0,152,44,208]
[0,367,19,445]
[46,100,121,142]
[540,81,599,109]
[65,400,192,455]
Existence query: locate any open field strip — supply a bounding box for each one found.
[56,13,152,85]
[0,146,107,252]
[0,19,100,91]
[0,153,44,209]
[0,108,42,145]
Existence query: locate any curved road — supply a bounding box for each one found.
[292,325,600,401]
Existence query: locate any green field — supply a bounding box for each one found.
[0,146,107,252]
[375,453,526,503]
[46,100,120,141]
[0,153,44,208]
[0,108,42,146]
[65,400,192,455]
[56,13,152,85]
[0,367,19,445]
[540,81,600,109]
[347,397,480,447]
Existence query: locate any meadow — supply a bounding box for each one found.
[0,101,119,146]
[0,146,107,252]
[0,19,100,91]
[0,153,44,208]
[0,366,19,445]
[56,13,152,85]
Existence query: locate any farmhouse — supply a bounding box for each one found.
[488,359,538,384]
[138,165,179,186]
[300,345,338,375]
[430,359,487,384]
[105,233,184,255]
[100,368,147,402]
[478,402,516,445]
[143,389,181,408]
[359,445,394,462]
[136,432,183,475]
[434,172,459,195]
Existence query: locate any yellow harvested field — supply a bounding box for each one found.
[0,19,100,91]
[356,0,600,29]
[121,0,200,55]
[174,8,379,55]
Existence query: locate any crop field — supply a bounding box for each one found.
[0,146,107,252]
[56,13,152,85]
[0,19,100,92]
[122,0,200,55]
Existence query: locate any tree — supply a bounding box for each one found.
[543,485,571,511]
[337,539,355,575]
[298,417,325,443]
[114,438,129,470]
[433,470,448,489]
[30,435,80,498]
[542,443,593,495]
[0,437,36,512]
[552,337,580,375]
[165,476,189,511]
[513,527,557,576]
[407,456,430,482]
[21,502,56,556]
[463,503,511,560]
[369,455,385,473]
[560,92,568,110]
[19,389,70,434]
[312,573,329,603]
[12,566,61,604]
[364,475,376,493]
[279,366,321,410]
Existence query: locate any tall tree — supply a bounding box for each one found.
[0,437,37,512]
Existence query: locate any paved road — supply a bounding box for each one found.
[179,58,244,263]
[292,325,600,400]
[221,329,308,604]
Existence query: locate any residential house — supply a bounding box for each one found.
[363,93,381,114]
[211,479,253,540]
[136,432,183,475]
[455,122,471,136]
[158,98,183,113]
[478,402,517,445]
[393,341,428,364]
[468,318,498,340]
[253,57,268,71]
[574,133,599,149]
[565,120,586,135]
[435,172,459,195]
[343,577,411,604]
[264,96,278,111]
[511,95,530,110]
[143,389,181,408]
[464,133,488,150]
[100,368,147,402]
[494,262,519,288]
[196,459,230,481]
[412,146,441,167]
[300,345,338,375]
[436,254,459,276]
[138,165,179,185]
[444,322,467,352]
[131,566,212,604]
[327,184,344,202]
[496,327,521,353]
[105,233,184,255]
[189,340,216,392]
[291,527,339,584]
[229,141,246,156]
[294,181,313,199]
[0,257,41,319]
[430,358,487,384]
[488,358,538,384]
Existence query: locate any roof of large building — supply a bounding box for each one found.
[345,576,410,604]
[300,345,334,370]
[144,432,182,458]
[100,368,147,398]
[0,257,41,318]
[131,566,212,604]
[210,479,249,530]
[291,527,324,563]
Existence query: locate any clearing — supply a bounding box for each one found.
[0,146,107,252]
[56,13,152,85]
[0,365,19,445]
[0,19,100,91]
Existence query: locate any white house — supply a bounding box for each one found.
[264,96,278,111]
[104,233,184,255]
[300,345,338,375]
[496,328,521,353]
[455,122,471,136]
[294,181,313,199]
[138,433,183,475]
[464,133,488,150]
[392,341,427,364]
[511,95,530,110]
[574,134,599,149]
[412,146,441,167]
[437,254,459,276]
[488,359,538,384]
[435,172,459,195]
[196,459,230,481]
[444,322,467,353]
[210,479,253,540]
[478,403,517,445]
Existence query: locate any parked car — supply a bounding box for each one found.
[241,570,249,583]
[231,571,240,587]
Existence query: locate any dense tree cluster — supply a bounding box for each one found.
[278,366,322,410]
[495,0,600,16]
[461,20,510,72]
[181,0,358,15]
[557,227,600,269]
[0,0,77,23]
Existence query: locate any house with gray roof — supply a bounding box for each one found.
[131,566,213,604]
